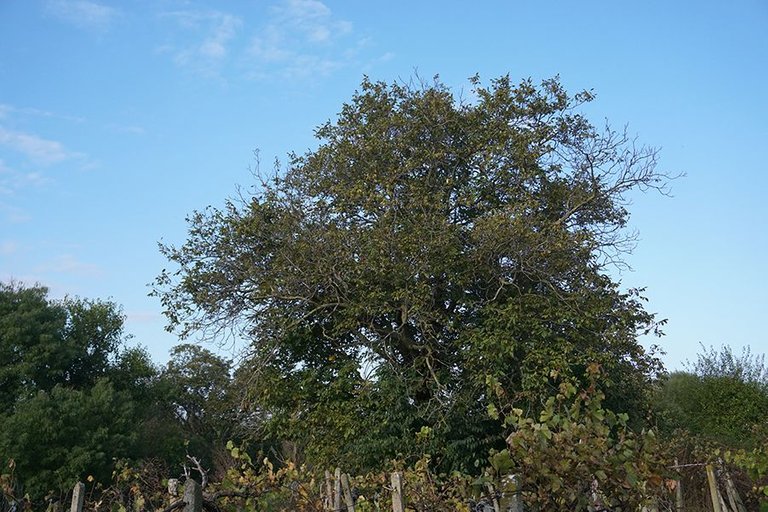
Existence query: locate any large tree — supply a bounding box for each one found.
[155,75,671,471]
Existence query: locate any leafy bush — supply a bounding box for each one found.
[499,364,670,511]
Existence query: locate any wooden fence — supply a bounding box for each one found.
[56,460,748,512]
[319,469,522,512]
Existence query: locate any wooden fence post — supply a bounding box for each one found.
[706,464,723,512]
[324,470,334,510]
[334,468,342,512]
[723,466,746,512]
[183,478,202,512]
[69,482,85,512]
[499,474,523,512]
[168,478,180,498]
[391,472,405,512]
[484,481,500,512]
[341,473,355,512]
[673,459,683,512]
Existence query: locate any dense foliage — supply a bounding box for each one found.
[654,345,768,505]
[0,283,237,503]
[0,282,126,409]
[499,364,669,510]
[160,343,239,476]
[0,282,152,497]
[154,74,671,472]
[655,345,768,447]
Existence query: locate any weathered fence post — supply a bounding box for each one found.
[334,468,342,512]
[499,474,523,512]
[484,481,500,512]
[183,478,202,512]
[673,459,684,512]
[341,473,355,511]
[675,480,684,512]
[718,488,730,512]
[641,501,660,512]
[714,465,731,512]
[324,470,334,510]
[168,478,180,498]
[723,466,746,512]
[706,464,723,512]
[390,472,405,512]
[70,482,85,512]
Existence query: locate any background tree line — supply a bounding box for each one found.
[1,74,766,509]
[0,282,241,502]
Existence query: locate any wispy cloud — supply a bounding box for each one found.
[247,0,355,79]
[0,160,15,195]
[157,1,373,82]
[0,160,49,196]
[0,159,43,222]
[0,126,82,166]
[45,0,119,32]
[160,10,242,77]
[0,104,86,124]
[35,254,104,278]
[0,240,19,256]
[0,108,90,217]
[273,0,352,43]
[105,123,145,135]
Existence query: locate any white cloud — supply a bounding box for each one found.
[273,0,350,42]
[157,1,381,82]
[161,10,242,77]
[247,0,355,79]
[0,113,89,212]
[0,126,81,166]
[45,0,119,32]
[282,0,331,20]
[201,14,240,59]
[361,51,396,73]
[0,166,50,195]
[376,52,395,63]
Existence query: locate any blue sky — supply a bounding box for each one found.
[1,0,766,370]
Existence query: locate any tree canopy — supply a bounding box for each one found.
[0,282,125,410]
[0,282,154,497]
[155,74,671,471]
